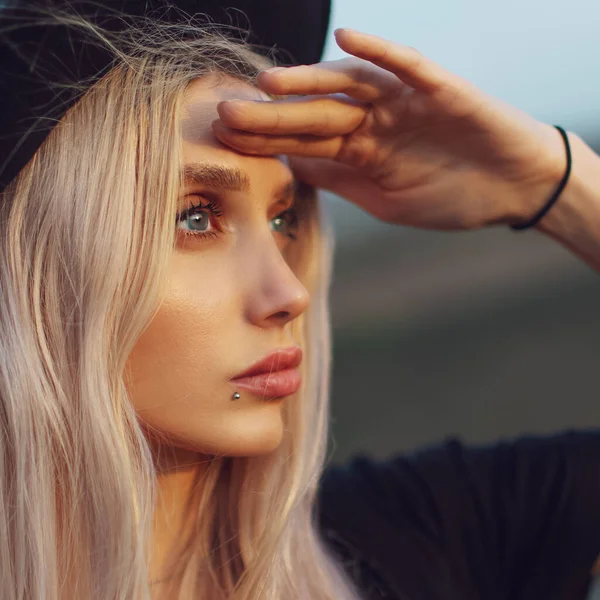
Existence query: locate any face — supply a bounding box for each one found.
[124,74,310,460]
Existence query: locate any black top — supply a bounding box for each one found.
[317,430,600,600]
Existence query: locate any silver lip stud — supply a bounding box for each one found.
[232,392,241,400]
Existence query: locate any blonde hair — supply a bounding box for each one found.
[0,6,365,600]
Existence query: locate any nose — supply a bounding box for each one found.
[241,234,310,329]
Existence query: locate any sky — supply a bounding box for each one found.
[322,0,600,137]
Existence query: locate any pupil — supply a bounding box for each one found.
[189,212,208,231]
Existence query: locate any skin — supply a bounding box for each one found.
[122,74,310,593]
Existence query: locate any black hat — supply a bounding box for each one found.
[0,0,331,192]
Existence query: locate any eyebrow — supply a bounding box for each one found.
[181,162,296,199]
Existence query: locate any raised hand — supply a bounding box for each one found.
[212,28,567,230]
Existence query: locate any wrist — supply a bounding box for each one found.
[501,123,570,229]
[534,130,600,271]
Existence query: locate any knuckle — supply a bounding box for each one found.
[222,101,249,124]
[335,136,370,169]
[314,67,325,90]
[374,40,393,65]
[319,102,332,134]
[272,107,282,131]
[404,46,425,70]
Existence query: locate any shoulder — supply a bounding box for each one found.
[318,429,600,527]
[316,430,600,600]
[318,429,600,519]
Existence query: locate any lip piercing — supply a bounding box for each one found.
[232,392,241,401]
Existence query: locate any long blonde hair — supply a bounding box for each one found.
[0,6,365,600]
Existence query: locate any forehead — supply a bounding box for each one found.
[180,74,269,145]
[179,73,290,182]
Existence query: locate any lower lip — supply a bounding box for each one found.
[231,368,301,399]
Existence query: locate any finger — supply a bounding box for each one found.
[257,57,400,103]
[333,28,452,93]
[216,95,367,137]
[212,120,343,159]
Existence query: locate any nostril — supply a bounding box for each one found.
[272,311,291,321]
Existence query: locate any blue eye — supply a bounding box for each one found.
[180,208,212,233]
[176,198,222,241]
[270,208,298,240]
[175,198,299,242]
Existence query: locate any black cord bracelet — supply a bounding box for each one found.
[510,125,572,231]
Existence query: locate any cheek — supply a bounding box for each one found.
[124,255,234,439]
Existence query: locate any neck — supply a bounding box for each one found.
[148,442,210,596]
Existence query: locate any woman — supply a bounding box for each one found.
[1,4,600,600]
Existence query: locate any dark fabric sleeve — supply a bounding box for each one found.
[316,430,600,600]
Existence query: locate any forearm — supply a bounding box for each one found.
[534,131,600,273]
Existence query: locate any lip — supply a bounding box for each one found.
[230,346,303,399]
[232,346,302,380]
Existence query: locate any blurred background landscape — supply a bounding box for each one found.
[319,0,600,465]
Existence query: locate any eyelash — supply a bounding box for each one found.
[176,197,223,242]
[175,197,299,242]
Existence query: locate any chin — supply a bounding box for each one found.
[149,406,286,458]
[217,412,285,457]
